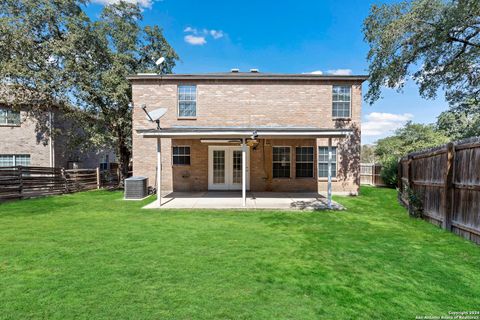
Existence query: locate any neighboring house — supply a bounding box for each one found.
[130,70,367,199]
[0,105,116,169]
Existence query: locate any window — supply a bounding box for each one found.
[173,146,191,165]
[0,154,30,167]
[213,150,225,183]
[100,155,109,171]
[0,108,20,125]
[332,85,351,118]
[178,85,197,117]
[318,147,337,178]
[272,147,291,178]
[295,147,314,178]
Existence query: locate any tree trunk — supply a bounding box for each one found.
[116,131,131,188]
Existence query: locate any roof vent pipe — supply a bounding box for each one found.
[250,68,259,73]
[231,68,240,73]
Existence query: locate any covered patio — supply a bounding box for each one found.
[137,127,353,209]
[143,191,344,210]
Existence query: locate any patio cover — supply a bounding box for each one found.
[137,127,350,209]
[137,127,353,139]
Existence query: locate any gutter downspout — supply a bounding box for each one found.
[49,111,54,167]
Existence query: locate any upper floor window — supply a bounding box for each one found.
[0,108,20,125]
[318,147,337,178]
[273,147,291,178]
[178,85,197,118]
[295,147,314,178]
[173,146,191,165]
[332,85,351,118]
[0,154,30,167]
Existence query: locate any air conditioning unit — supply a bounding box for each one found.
[124,176,148,200]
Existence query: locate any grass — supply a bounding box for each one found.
[0,187,479,319]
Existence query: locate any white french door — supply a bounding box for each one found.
[208,146,250,190]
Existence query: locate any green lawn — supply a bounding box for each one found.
[0,187,479,319]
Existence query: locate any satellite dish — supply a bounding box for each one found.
[147,108,167,121]
[155,57,165,66]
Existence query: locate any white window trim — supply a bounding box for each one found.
[207,145,250,190]
[0,108,21,126]
[172,145,191,166]
[332,85,352,119]
[272,146,292,179]
[295,146,314,178]
[318,146,338,179]
[0,154,31,167]
[177,85,198,119]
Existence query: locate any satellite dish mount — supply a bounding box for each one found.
[141,105,167,129]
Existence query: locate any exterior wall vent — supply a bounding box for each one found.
[250,68,259,73]
[124,176,148,199]
[231,68,240,73]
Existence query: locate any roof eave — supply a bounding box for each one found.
[127,74,369,82]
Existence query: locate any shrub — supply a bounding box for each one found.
[407,186,424,218]
[380,157,398,188]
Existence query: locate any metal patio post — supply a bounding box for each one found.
[327,137,332,209]
[242,138,246,207]
[157,137,162,207]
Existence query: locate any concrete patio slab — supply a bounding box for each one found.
[143,191,344,210]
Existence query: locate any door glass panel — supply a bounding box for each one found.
[213,150,225,184]
[232,150,242,184]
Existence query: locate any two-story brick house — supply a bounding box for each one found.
[0,105,116,169]
[130,71,367,206]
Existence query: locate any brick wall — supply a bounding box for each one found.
[132,78,362,194]
[0,108,115,169]
[250,139,318,192]
[0,111,52,166]
[172,139,207,191]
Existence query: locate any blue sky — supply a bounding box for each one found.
[86,0,449,144]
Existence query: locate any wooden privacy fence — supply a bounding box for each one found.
[65,169,99,192]
[100,167,128,187]
[398,137,480,244]
[360,163,385,186]
[0,166,101,202]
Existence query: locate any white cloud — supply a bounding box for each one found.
[184,35,207,46]
[327,69,352,75]
[91,0,153,8]
[309,70,323,75]
[210,30,224,39]
[183,26,225,45]
[183,27,197,33]
[362,112,413,136]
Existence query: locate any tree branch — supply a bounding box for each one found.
[447,29,480,48]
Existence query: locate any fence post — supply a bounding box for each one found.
[407,155,414,214]
[96,167,101,189]
[371,164,375,186]
[18,166,23,199]
[397,160,402,191]
[442,143,454,230]
[61,168,67,193]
